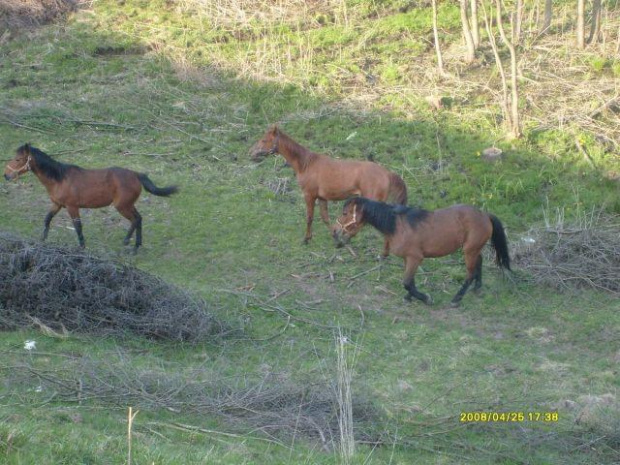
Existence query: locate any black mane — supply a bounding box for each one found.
[392,203,430,228]
[346,197,429,235]
[20,145,80,181]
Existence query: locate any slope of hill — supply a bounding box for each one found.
[0,1,619,463]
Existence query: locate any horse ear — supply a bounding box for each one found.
[23,143,32,155]
[272,125,280,136]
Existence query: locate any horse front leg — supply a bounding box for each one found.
[381,238,390,259]
[66,205,85,248]
[403,255,432,305]
[318,199,330,227]
[42,203,62,241]
[303,194,316,244]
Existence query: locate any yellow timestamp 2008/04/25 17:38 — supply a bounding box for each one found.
[460,412,559,423]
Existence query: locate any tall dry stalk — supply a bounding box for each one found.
[127,407,138,465]
[336,330,354,464]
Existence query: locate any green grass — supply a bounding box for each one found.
[1,1,619,463]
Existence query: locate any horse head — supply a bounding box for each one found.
[332,198,364,247]
[4,144,33,181]
[249,125,280,161]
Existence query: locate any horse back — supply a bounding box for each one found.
[303,156,369,198]
[401,205,491,258]
[63,166,141,208]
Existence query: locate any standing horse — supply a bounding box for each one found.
[4,144,178,251]
[332,197,511,306]
[249,125,407,254]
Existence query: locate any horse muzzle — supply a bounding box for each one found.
[332,229,350,248]
[250,152,268,162]
[4,173,14,181]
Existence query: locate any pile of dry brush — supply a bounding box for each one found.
[0,233,229,341]
[514,214,620,295]
[5,356,381,447]
[0,0,77,33]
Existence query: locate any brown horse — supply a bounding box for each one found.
[249,125,407,254]
[4,144,178,251]
[332,197,511,306]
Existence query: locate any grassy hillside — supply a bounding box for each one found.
[1,1,619,463]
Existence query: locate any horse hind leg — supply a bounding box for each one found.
[472,255,483,294]
[451,249,481,307]
[117,206,142,251]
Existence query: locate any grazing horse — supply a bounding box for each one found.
[332,197,511,306]
[249,125,407,254]
[4,144,178,251]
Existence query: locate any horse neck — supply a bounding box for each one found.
[30,159,60,190]
[29,151,68,187]
[361,201,397,236]
[277,133,316,173]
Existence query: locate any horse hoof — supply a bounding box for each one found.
[424,294,434,306]
[449,300,461,308]
[404,294,412,302]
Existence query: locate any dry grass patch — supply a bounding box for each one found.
[0,0,78,34]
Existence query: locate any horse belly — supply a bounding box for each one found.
[318,186,360,201]
[73,183,115,208]
[421,237,462,258]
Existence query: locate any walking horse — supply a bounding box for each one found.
[249,125,407,256]
[332,197,511,306]
[4,144,178,251]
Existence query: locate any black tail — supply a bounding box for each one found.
[489,214,511,271]
[138,173,178,197]
[388,172,408,205]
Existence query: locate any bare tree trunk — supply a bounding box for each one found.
[514,0,523,43]
[496,0,521,138]
[542,0,553,31]
[587,0,602,44]
[483,4,512,131]
[577,0,585,48]
[471,0,480,47]
[431,0,447,76]
[460,0,476,62]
